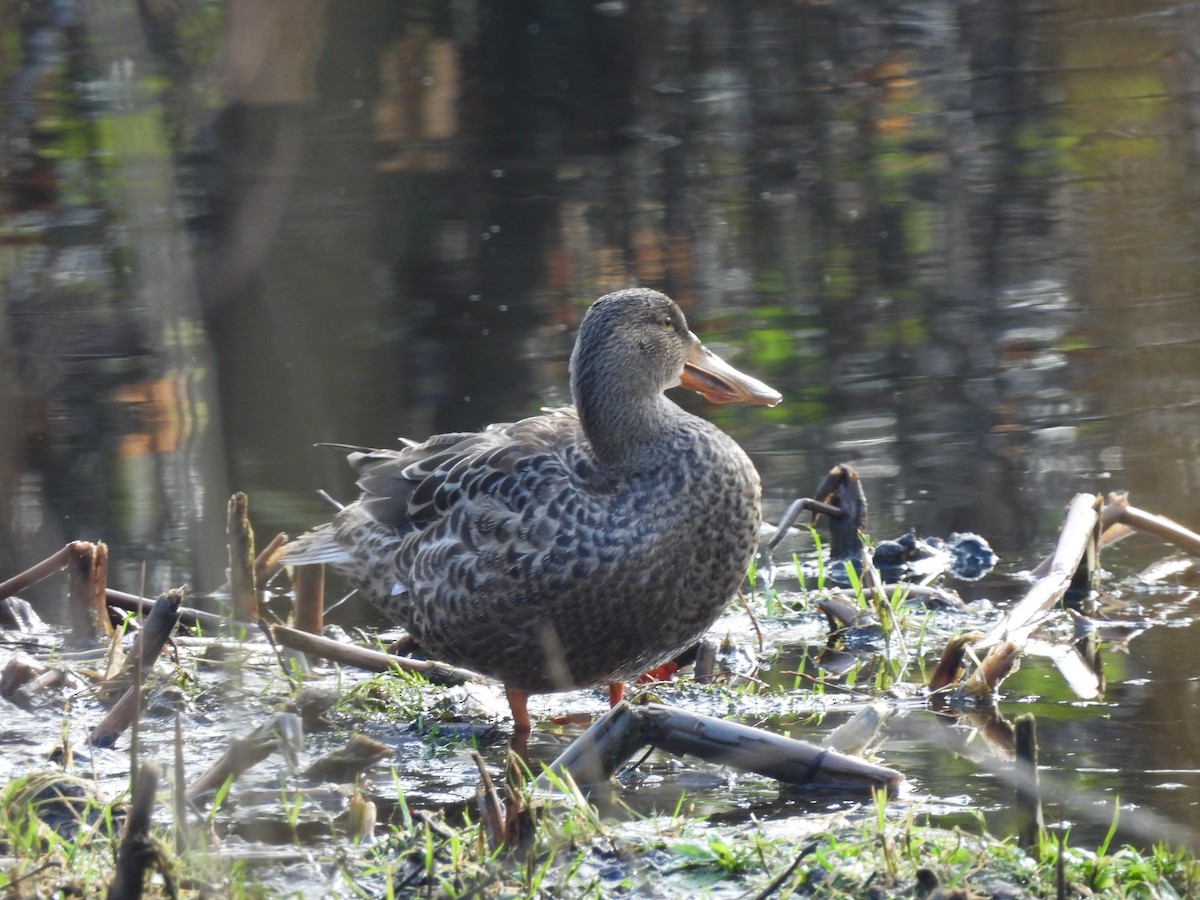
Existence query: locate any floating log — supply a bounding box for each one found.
[822,701,892,756]
[270,624,485,686]
[639,703,902,791]
[768,496,846,551]
[107,760,160,900]
[227,492,259,621]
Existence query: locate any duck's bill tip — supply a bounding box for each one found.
[682,342,782,407]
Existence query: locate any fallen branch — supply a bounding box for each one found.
[270,624,486,686]
[639,703,901,791]
[105,588,226,631]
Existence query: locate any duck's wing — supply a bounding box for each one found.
[283,408,584,566]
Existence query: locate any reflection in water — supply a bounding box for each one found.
[2,0,1200,849]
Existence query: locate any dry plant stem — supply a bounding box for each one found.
[535,701,648,792]
[270,624,486,685]
[1015,714,1044,851]
[981,493,1100,647]
[89,676,152,748]
[186,712,303,801]
[293,564,324,637]
[98,590,183,703]
[473,751,508,852]
[639,703,902,791]
[106,588,225,631]
[254,531,289,583]
[928,632,984,693]
[227,492,259,621]
[174,712,189,854]
[107,760,160,900]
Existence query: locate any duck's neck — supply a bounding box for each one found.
[571,364,680,470]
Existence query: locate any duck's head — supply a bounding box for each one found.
[570,288,782,413]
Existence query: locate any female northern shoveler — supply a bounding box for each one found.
[283,288,781,731]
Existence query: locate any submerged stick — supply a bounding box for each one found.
[639,703,902,791]
[270,624,485,685]
[107,760,161,900]
[227,492,259,621]
[186,712,303,801]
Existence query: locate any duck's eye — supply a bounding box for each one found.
[658,315,674,330]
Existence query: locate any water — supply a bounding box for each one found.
[3,0,1200,857]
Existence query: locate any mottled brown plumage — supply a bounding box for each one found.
[284,289,780,720]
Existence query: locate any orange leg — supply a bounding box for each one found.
[504,686,532,733]
[608,682,625,706]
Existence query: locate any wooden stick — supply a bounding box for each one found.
[254,531,289,584]
[97,590,183,704]
[0,543,74,601]
[534,701,648,792]
[106,588,226,631]
[107,760,160,900]
[639,703,902,791]
[227,492,259,621]
[981,494,1100,647]
[1117,503,1200,556]
[89,591,184,746]
[270,624,485,685]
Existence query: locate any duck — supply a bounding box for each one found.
[282,288,781,732]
